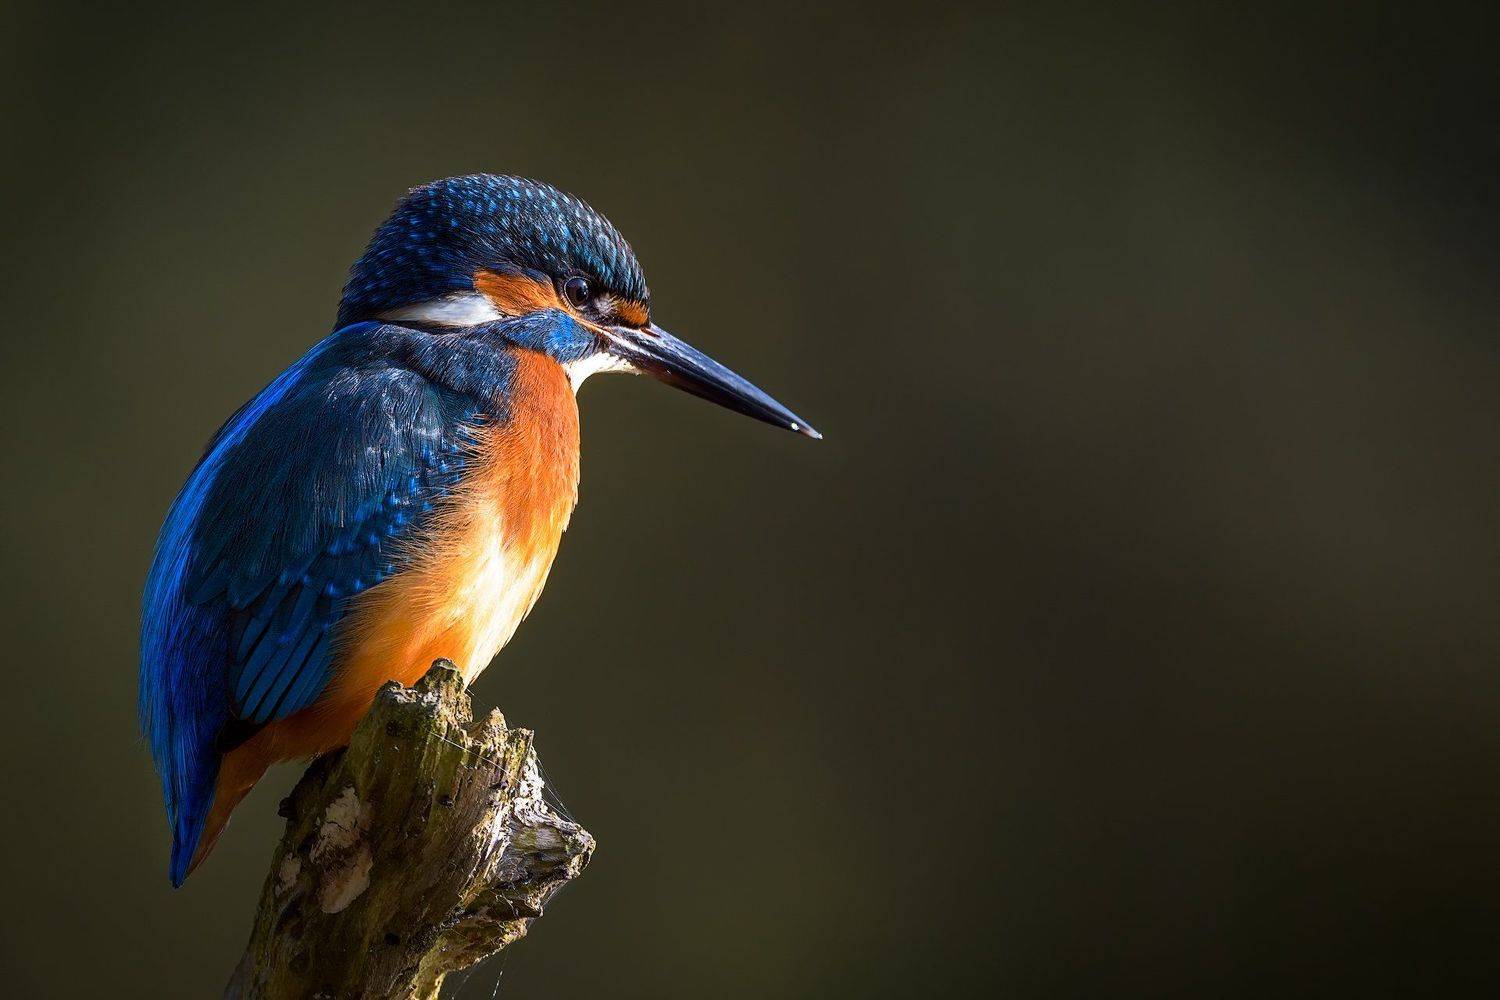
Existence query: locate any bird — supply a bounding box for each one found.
[139,173,818,886]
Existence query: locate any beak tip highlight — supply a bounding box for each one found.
[790,421,823,441]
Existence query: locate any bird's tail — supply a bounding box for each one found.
[173,744,268,885]
[166,751,219,887]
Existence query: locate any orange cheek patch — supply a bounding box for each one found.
[476,268,650,329]
[475,269,565,315]
[615,299,649,327]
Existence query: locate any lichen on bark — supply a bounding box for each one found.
[224,661,594,1000]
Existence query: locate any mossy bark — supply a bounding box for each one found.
[224,661,594,1000]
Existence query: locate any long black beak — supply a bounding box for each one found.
[604,322,821,439]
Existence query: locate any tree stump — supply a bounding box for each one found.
[224,661,594,999]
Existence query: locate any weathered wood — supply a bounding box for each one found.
[225,661,594,1000]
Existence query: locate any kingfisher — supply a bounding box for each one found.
[140,174,818,886]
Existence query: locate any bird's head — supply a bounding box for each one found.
[338,174,819,439]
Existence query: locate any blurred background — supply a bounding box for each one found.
[3,1,1498,996]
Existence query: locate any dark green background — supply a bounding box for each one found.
[4,2,1498,997]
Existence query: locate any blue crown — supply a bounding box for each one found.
[337,174,649,327]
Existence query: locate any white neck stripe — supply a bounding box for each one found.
[378,294,635,393]
[378,293,502,326]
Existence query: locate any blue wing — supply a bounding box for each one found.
[139,321,481,883]
[190,369,473,726]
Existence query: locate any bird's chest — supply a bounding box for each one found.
[441,353,582,673]
[337,352,580,692]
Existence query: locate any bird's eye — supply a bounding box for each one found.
[563,276,592,309]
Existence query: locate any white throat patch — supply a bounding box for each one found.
[562,352,637,392]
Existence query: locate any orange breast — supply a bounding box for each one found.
[195,351,580,875]
[328,349,581,707]
[231,350,580,767]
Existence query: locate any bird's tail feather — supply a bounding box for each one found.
[168,753,219,887]
[173,743,268,885]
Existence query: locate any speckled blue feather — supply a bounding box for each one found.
[336,174,649,327]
